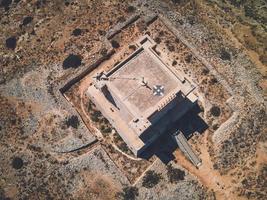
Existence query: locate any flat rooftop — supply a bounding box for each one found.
[109,49,180,115]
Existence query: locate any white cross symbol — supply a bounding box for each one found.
[153,85,164,96]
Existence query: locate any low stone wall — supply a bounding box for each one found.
[59,50,115,94]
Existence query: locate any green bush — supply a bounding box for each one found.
[90,115,99,122]
[220,48,231,60]
[142,170,162,188]
[113,133,123,143]
[117,186,139,200]
[102,127,112,134]
[244,5,255,19]
[118,142,130,154]
[167,165,185,183]
[90,110,102,122]
[126,6,135,13]
[66,115,80,129]
[210,106,221,117]
[100,125,106,131]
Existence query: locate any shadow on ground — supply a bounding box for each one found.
[139,104,208,164]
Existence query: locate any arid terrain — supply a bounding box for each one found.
[0,0,266,200]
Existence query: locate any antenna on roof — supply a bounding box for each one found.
[140,77,147,86]
[108,76,151,88]
[93,73,152,89]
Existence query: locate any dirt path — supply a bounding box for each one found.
[174,132,245,200]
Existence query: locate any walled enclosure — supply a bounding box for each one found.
[87,35,198,156]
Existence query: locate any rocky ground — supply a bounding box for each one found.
[1,0,266,200]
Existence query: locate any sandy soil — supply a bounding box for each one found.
[174,132,246,200]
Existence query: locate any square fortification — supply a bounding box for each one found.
[87,35,198,156]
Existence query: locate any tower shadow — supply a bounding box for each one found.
[139,103,208,164]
